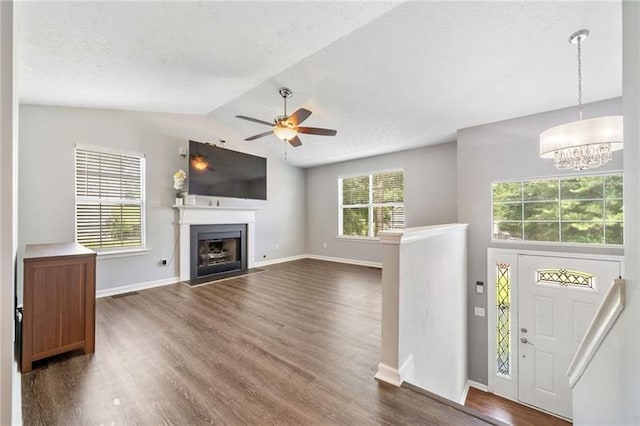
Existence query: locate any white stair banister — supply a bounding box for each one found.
[567,278,625,388]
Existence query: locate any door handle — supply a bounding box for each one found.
[520,337,534,345]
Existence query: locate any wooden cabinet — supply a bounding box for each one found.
[22,242,96,373]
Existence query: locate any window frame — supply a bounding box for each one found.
[491,171,624,248]
[74,144,147,254]
[338,168,404,239]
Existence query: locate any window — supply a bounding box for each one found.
[496,262,511,378]
[75,146,145,250]
[492,173,623,245]
[339,170,404,237]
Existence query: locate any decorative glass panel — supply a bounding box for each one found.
[496,263,511,377]
[536,269,595,289]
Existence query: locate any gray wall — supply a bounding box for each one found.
[18,104,306,297]
[574,5,640,423]
[457,97,624,385]
[305,142,458,263]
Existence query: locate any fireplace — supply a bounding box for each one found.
[190,224,247,280]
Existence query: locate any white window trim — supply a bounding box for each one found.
[74,145,147,252]
[491,171,624,247]
[97,248,151,259]
[338,169,404,238]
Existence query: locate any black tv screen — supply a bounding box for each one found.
[188,141,267,200]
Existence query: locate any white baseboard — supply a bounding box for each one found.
[374,354,414,388]
[399,353,415,383]
[252,254,308,268]
[96,276,179,298]
[254,253,382,269]
[460,380,488,404]
[468,380,488,392]
[96,253,381,298]
[460,382,470,404]
[374,362,402,386]
[306,254,382,268]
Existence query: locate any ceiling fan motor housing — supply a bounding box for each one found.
[278,87,293,98]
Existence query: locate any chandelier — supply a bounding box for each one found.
[539,29,623,170]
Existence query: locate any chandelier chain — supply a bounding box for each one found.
[577,36,583,120]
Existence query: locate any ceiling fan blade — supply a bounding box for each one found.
[245,130,274,141]
[297,127,337,137]
[288,136,302,147]
[236,115,274,127]
[288,108,312,126]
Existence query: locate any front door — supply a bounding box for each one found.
[517,254,620,419]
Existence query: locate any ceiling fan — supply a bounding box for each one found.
[236,87,337,147]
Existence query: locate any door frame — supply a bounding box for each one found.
[486,248,624,404]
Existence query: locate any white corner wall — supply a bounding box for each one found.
[305,143,457,264]
[399,226,468,401]
[573,3,640,423]
[377,224,468,402]
[18,105,306,298]
[0,1,18,423]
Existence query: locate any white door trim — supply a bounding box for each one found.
[486,248,624,401]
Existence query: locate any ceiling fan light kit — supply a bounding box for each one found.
[539,29,623,171]
[273,123,298,141]
[236,87,337,148]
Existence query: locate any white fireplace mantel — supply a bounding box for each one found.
[174,205,257,281]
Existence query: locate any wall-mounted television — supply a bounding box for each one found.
[188,141,267,200]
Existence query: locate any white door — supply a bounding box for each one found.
[517,255,620,419]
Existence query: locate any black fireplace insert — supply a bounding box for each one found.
[190,224,247,280]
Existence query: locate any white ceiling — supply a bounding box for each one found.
[18,1,622,168]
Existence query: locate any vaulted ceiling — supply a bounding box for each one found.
[18,1,622,167]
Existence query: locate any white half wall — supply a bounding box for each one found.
[377,224,468,402]
[305,142,457,264]
[18,105,306,299]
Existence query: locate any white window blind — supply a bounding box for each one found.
[339,170,404,237]
[75,147,145,250]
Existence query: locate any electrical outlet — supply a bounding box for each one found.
[161,259,167,266]
[474,307,485,317]
[323,242,327,248]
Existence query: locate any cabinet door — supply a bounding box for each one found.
[31,263,86,356]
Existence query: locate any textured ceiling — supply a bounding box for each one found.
[18,1,400,114]
[18,1,622,168]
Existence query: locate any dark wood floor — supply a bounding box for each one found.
[465,388,572,426]
[22,259,494,425]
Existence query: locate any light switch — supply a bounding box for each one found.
[476,281,484,294]
[474,307,485,317]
